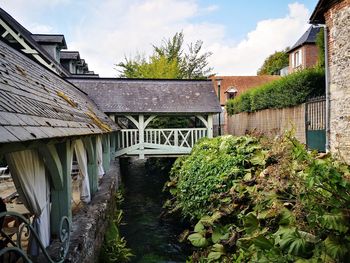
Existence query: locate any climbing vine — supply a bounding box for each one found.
[164,134,350,262]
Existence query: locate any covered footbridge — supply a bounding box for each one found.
[68,78,221,159]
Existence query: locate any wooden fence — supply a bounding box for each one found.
[226,104,306,143]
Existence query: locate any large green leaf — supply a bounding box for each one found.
[207,252,223,262]
[243,212,259,234]
[187,233,208,248]
[211,225,230,243]
[252,235,274,250]
[324,236,349,260]
[207,244,225,262]
[321,213,349,233]
[194,221,205,233]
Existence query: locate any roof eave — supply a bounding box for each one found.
[309,0,340,24]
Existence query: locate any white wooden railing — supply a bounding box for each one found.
[116,128,207,157]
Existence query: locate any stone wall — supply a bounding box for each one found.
[226,104,306,143]
[65,159,120,263]
[325,1,350,163]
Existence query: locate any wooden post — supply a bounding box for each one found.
[84,137,98,194]
[110,132,116,159]
[174,130,179,147]
[109,114,115,122]
[102,134,111,172]
[207,114,213,138]
[139,114,145,159]
[50,140,72,235]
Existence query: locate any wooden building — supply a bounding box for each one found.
[0,6,220,261]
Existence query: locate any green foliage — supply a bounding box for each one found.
[164,134,350,262]
[147,116,191,129]
[117,54,180,79]
[316,28,325,68]
[99,192,133,263]
[257,49,289,75]
[165,135,267,219]
[226,68,325,115]
[117,32,212,79]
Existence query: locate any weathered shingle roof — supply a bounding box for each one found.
[0,40,118,143]
[209,76,280,105]
[288,26,321,53]
[67,78,221,114]
[0,8,71,77]
[32,34,67,49]
[60,51,80,60]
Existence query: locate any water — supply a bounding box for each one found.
[120,158,191,263]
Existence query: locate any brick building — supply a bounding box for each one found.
[310,0,350,163]
[210,76,280,134]
[287,26,321,74]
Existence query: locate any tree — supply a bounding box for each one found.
[257,49,289,75]
[116,32,213,79]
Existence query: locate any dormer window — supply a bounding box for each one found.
[225,87,238,100]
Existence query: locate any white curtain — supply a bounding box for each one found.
[74,139,91,203]
[5,149,51,252]
[96,136,105,179]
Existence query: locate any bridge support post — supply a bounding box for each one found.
[102,134,110,172]
[207,114,213,138]
[139,114,145,159]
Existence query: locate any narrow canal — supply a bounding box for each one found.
[120,158,191,263]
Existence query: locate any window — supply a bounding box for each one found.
[225,87,238,100]
[293,50,302,68]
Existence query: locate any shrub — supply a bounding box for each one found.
[226,68,325,115]
[164,134,350,262]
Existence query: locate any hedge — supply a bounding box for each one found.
[226,68,325,115]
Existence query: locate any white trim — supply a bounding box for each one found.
[144,115,157,128]
[0,18,56,72]
[125,115,139,128]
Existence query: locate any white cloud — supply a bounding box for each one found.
[0,0,311,77]
[207,2,311,75]
[29,23,53,34]
[69,1,311,77]
[0,0,69,33]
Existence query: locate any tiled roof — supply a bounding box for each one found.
[67,78,221,114]
[32,34,67,49]
[0,40,118,143]
[0,8,71,77]
[288,26,321,53]
[210,76,280,105]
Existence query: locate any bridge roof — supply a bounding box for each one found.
[0,40,118,143]
[67,78,221,115]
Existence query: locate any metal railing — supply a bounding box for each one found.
[0,211,70,263]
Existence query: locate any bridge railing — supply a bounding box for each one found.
[116,128,207,150]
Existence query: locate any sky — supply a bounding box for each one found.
[0,0,319,77]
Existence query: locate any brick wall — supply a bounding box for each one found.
[325,0,350,163]
[226,104,306,143]
[303,44,319,68]
[289,45,319,73]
